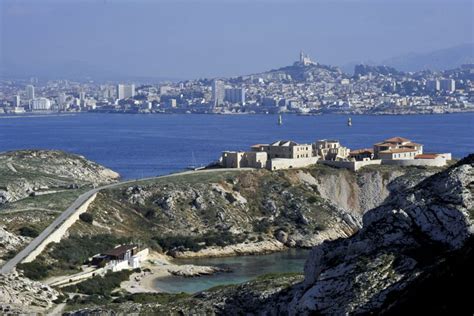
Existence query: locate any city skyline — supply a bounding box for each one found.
[1,0,473,79]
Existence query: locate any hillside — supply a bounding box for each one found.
[63,155,473,315]
[29,164,437,280]
[252,62,347,83]
[0,150,119,204]
[0,150,119,264]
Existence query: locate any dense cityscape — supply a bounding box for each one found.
[1,51,474,115]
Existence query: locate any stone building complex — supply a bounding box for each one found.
[221,136,451,171]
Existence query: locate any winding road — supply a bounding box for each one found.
[0,168,249,274]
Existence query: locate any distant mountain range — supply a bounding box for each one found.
[2,43,473,81]
[0,60,181,83]
[342,43,474,74]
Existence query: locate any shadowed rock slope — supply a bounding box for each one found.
[286,154,473,315]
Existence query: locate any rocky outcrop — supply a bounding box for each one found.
[0,150,119,205]
[0,271,59,314]
[167,264,229,277]
[0,226,30,265]
[172,240,287,258]
[286,155,473,315]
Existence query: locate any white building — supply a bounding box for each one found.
[212,80,225,107]
[14,95,21,107]
[26,85,35,100]
[31,97,51,111]
[224,88,246,105]
[117,84,136,100]
[440,79,455,92]
[426,80,440,92]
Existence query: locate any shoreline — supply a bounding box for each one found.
[1,111,474,118]
[120,241,299,294]
[120,251,232,294]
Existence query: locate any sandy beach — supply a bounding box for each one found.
[120,251,224,293]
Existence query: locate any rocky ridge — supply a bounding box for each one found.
[0,150,119,204]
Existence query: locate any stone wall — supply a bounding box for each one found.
[319,159,382,171]
[382,157,447,167]
[268,157,319,170]
[22,193,98,263]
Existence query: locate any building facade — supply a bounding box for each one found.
[117,84,136,100]
[373,137,423,159]
[222,140,316,170]
[30,97,51,111]
[26,85,35,100]
[440,79,455,92]
[225,88,246,105]
[314,140,350,161]
[252,140,312,159]
[212,80,225,107]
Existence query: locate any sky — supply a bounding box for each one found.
[0,0,473,79]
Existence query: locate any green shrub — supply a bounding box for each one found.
[52,294,67,304]
[125,292,190,304]
[18,226,39,238]
[48,234,130,271]
[63,270,132,296]
[307,196,318,204]
[253,219,272,234]
[79,212,93,224]
[154,231,245,252]
[17,261,49,280]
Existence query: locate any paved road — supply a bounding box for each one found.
[0,168,250,274]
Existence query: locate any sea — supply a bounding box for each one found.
[1,113,473,179]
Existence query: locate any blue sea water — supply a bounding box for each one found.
[157,248,310,293]
[0,113,473,179]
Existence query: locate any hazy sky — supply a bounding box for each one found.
[1,0,473,79]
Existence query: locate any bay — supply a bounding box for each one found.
[1,113,472,179]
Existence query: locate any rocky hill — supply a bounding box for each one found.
[254,62,347,83]
[64,156,473,316]
[285,154,473,315]
[0,150,119,204]
[32,164,436,280]
[0,150,119,264]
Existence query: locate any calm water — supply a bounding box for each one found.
[156,249,310,293]
[0,113,472,179]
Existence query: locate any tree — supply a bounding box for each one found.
[79,212,93,224]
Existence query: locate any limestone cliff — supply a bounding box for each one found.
[286,155,473,315]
